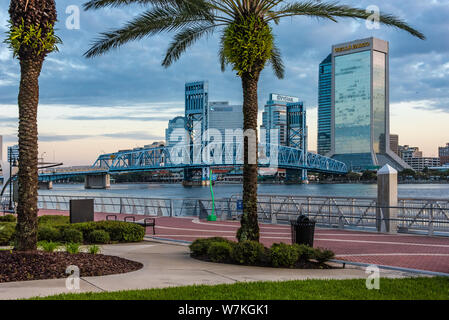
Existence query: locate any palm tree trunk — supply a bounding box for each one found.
[237,72,260,242]
[15,58,43,251]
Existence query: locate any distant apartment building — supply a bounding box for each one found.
[406,157,440,172]
[261,93,300,146]
[399,145,422,162]
[389,134,399,156]
[165,116,186,147]
[0,135,3,161]
[317,54,332,156]
[439,143,449,165]
[398,145,440,171]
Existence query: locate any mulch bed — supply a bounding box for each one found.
[0,251,143,283]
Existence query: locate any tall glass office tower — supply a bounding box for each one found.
[261,93,300,146]
[318,54,332,156]
[330,37,409,171]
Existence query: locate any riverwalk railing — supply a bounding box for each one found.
[3,194,447,236]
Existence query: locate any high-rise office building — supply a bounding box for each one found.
[439,143,449,165]
[165,116,186,147]
[317,54,332,156]
[329,37,410,171]
[208,101,243,143]
[261,93,300,146]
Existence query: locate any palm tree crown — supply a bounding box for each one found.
[84,0,424,77]
[84,0,424,242]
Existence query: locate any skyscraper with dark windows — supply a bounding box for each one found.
[317,54,332,156]
[329,37,410,171]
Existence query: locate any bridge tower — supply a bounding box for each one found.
[286,102,308,183]
[184,81,210,186]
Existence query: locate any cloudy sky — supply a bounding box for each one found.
[0,0,448,166]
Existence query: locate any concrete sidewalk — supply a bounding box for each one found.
[0,241,418,300]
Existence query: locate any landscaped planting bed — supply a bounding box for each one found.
[190,237,335,269]
[0,250,143,283]
[0,214,145,246]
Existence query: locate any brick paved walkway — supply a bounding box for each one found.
[39,209,449,274]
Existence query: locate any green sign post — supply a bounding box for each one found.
[207,169,217,221]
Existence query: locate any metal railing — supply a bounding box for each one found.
[6,194,448,236]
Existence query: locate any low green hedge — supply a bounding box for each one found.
[87,229,110,244]
[231,240,265,265]
[0,215,16,223]
[0,222,16,246]
[270,243,299,268]
[207,241,234,263]
[1,215,145,245]
[189,237,335,268]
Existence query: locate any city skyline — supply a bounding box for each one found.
[0,1,448,166]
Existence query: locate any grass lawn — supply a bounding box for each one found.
[34,277,449,300]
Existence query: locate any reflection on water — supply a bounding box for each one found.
[26,183,449,200]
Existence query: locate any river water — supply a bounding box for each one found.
[32,183,449,200]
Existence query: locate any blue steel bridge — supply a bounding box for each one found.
[37,142,348,188]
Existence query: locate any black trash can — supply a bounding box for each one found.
[291,215,316,247]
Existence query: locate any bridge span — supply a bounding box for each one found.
[38,142,348,188]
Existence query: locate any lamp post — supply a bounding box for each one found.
[8,151,12,211]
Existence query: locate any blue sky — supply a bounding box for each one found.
[0,0,448,165]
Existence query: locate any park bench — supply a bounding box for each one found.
[106,215,156,235]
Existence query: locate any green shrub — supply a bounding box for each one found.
[0,222,15,245]
[0,214,16,222]
[62,228,83,243]
[65,242,81,254]
[73,221,144,243]
[87,230,110,244]
[38,215,70,226]
[38,225,62,242]
[39,241,60,253]
[231,240,265,265]
[295,244,317,261]
[314,248,335,263]
[189,237,232,257]
[207,241,234,263]
[88,244,101,254]
[270,243,299,268]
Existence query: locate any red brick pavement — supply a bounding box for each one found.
[38,209,449,274]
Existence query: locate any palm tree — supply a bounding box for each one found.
[83,0,424,242]
[5,0,60,251]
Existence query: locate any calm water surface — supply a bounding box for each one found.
[32,183,449,200]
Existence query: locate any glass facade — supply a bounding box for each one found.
[318,54,332,155]
[372,51,386,154]
[334,50,371,154]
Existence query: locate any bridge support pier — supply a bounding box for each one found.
[38,181,53,190]
[182,168,210,187]
[285,169,308,184]
[377,165,398,233]
[85,174,110,189]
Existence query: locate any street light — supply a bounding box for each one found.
[8,149,18,212]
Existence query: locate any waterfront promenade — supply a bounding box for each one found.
[38,209,449,275]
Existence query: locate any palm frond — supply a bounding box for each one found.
[270,42,284,79]
[269,1,425,40]
[162,23,219,67]
[218,31,227,72]
[84,4,214,57]
[83,0,179,10]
